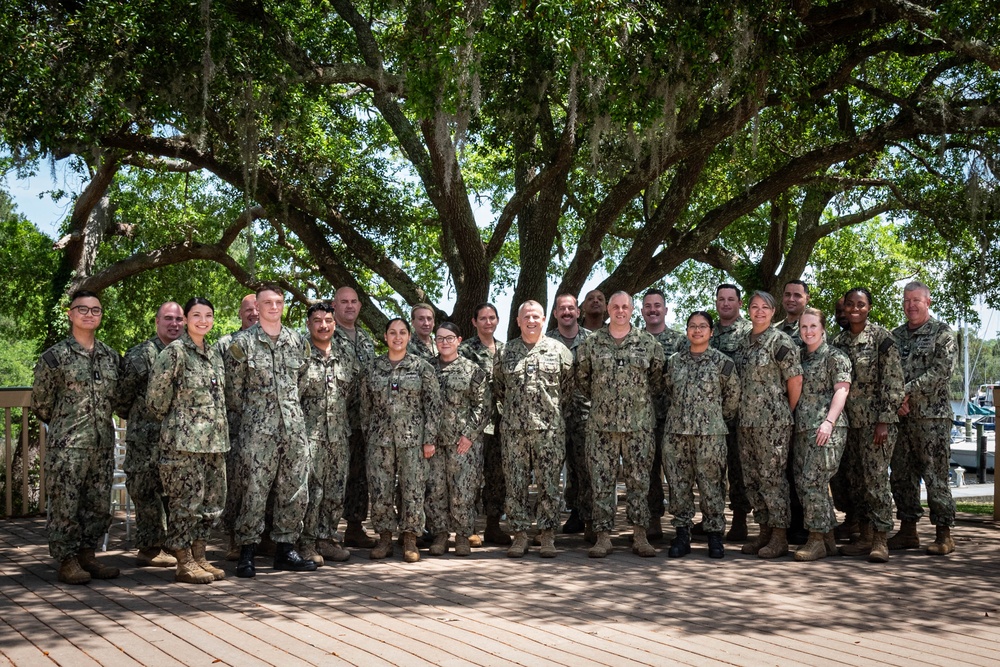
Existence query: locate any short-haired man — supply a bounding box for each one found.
[640,289,686,541]
[710,283,753,541]
[581,289,607,332]
[33,290,123,584]
[889,281,958,555]
[226,283,316,576]
[297,302,361,565]
[332,286,379,548]
[577,292,665,558]
[118,301,185,569]
[494,300,574,558]
[408,303,437,360]
[545,294,593,539]
[777,280,810,345]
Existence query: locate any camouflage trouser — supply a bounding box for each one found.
[343,429,369,524]
[792,427,846,533]
[235,432,310,545]
[739,426,791,528]
[829,447,856,520]
[367,444,425,534]
[222,433,244,535]
[502,427,565,533]
[481,427,506,519]
[563,412,593,520]
[45,447,113,561]
[587,430,654,533]
[647,419,667,519]
[844,423,896,533]
[124,442,167,550]
[302,435,351,542]
[159,451,226,551]
[664,433,727,533]
[892,418,955,527]
[425,439,483,536]
[725,419,752,514]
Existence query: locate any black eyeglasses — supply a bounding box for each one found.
[71,306,103,316]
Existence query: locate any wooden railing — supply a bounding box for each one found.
[0,387,45,517]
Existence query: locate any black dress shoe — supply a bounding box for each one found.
[668,526,691,558]
[707,532,725,559]
[274,542,318,572]
[236,544,256,578]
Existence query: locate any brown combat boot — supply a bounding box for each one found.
[296,541,324,567]
[588,531,613,558]
[467,533,482,548]
[583,521,597,545]
[317,539,351,562]
[926,525,955,555]
[758,527,789,559]
[192,540,226,580]
[402,532,420,562]
[77,549,120,579]
[136,547,176,567]
[888,519,920,550]
[646,517,664,542]
[726,511,749,542]
[868,531,889,562]
[507,532,528,558]
[741,525,773,555]
[632,524,657,557]
[485,515,512,546]
[793,532,828,562]
[839,523,874,556]
[344,521,377,548]
[370,531,394,560]
[58,556,91,584]
[834,515,859,542]
[454,535,471,556]
[538,529,557,558]
[174,547,215,584]
[823,531,839,557]
[429,533,449,556]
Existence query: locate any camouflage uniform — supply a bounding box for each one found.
[118,336,169,552]
[648,328,686,521]
[225,323,311,545]
[32,338,122,561]
[298,341,360,543]
[459,336,505,519]
[407,337,437,361]
[832,322,905,533]
[776,319,803,346]
[360,354,441,534]
[792,342,851,533]
[545,327,592,521]
[333,326,377,526]
[710,317,752,516]
[147,333,229,551]
[214,329,250,537]
[891,319,957,527]
[576,327,665,532]
[733,328,802,529]
[662,348,740,534]
[425,356,490,536]
[493,337,573,532]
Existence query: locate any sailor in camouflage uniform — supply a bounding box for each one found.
[407,303,438,361]
[425,322,490,557]
[225,284,316,577]
[711,284,753,541]
[361,318,442,563]
[734,291,802,559]
[662,311,740,559]
[297,302,360,565]
[832,287,905,563]
[33,290,123,584]
[791,308,851,562]
[118,301,184,569]
[889,281,957,555]
[494,300,573,558]
[147,298,229,584]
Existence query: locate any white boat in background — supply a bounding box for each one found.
[950,427,995,472]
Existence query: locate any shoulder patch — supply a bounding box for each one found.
[775,345,791,361]
[878,338,895,354]
[722,359,735,376]
[229,343,246,362]
[42,349,59,368]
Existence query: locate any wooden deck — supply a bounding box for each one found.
[2,514,999,667]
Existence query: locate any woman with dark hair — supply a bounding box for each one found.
[831,288,905,563]
[147,297,229,584]
[361,317,442,563]
[425,322,491,556]
[662,311,740,559]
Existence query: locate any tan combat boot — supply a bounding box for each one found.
[192,540,226,580]
[726,511,749,542]
[741,525,773,555]
[485,515,512,546]
[402,532,420,563]
[758,527,789,559]
[887,519,920,550]
[344,521,377,548]
[317,539,351,562]
[926,525,955,555]
[78,549,120,579]
[793,532,828,562]
[538,529,557,558]
[296,540,324,567]
[507,532,528,558]
[839,523,874,556]
[868,531,889,562]
[632,524,657,557]
[454,535,471,556]
[58,556,91,584]
[174,547,215,584]
[467,533,483,548]
[136,547,176,567]
[225,531,240,561]
[429,533,449,556]
[369,531,394,560]
[588,531,613,558]
[823,531,839,557]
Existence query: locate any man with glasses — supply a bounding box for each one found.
[33,290,124,584]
